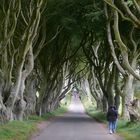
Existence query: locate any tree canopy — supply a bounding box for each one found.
[0,0,140,123]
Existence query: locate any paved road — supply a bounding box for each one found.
[32,97,124,140]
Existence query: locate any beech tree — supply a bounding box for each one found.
[0,0,140,123]
[0,0,47,122]
[104,0,140,119]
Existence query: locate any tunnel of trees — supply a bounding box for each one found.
[0,0,140,123]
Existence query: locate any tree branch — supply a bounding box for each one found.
[104,3,126,76]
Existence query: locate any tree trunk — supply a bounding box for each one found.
[13,99,26,121]
[0,95,9,123]
[5,61,24,121]
[103,95,108,112]
[13,47,34,120]
[24,74,37,117]
[81,79,91,100]
[114,94,120,110]
[96,98,103,110]
[122,75,134,119]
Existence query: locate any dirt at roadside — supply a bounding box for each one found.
[29,119,52,140]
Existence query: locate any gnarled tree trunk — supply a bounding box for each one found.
[122,75,134,119]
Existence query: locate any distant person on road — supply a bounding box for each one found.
[106,106,118,134]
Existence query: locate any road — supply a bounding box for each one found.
[31,96,124,140]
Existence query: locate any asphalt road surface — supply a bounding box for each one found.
[32,96,124,140]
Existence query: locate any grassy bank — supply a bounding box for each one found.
[0,95,70,140]
[81,95,140,140]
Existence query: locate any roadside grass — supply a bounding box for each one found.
[117,121,140,140]
[0,120,36,140]
[82,96,140,140]
[0,94,71,140]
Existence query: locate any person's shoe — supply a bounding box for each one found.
[112,129,116,133]
[109,130,112,134]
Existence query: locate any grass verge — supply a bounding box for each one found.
[81,96,140,140]
[0,95,70,140]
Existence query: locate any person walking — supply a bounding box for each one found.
[107,106,118,134]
